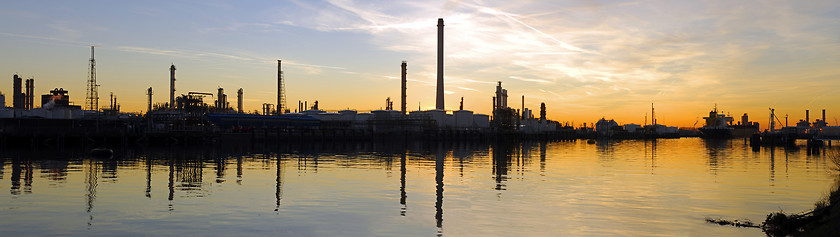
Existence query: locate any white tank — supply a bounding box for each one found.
[454,110,474,128]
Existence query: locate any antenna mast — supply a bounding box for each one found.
[85,46,99,111]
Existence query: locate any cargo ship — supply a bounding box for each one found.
[698,106,759,138]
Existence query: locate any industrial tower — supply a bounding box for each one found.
[170,64,176,110]
[277,60,286,114]
[146,87,153,114]
[401,61,407,116]
[436,18,445,110]
[85,46,99,111]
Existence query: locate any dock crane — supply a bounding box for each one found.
[769,108,785,132]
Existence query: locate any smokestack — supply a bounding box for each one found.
[24,78,32,110]
[436,18,445,110]
[12,74,22,109]
[217,87,225,110]
[401,61,407,116]
[170,64,176,110]
[29,78,34,109]
[147,87,153,114]
[237,88,243,114]
[277,60,287,114]
[806,109,810,123]
[822,109,826,123]
[540,102,546,122]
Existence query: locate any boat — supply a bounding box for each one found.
[699,106,759,138]
[698,106,734,138]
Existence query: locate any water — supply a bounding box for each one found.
[1,138,837,236]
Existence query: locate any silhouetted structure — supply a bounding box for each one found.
[40,88,70,107]
[237,88,243,114]
[436,18,445,110]
[12,74,23,109]
[24,77,33,110]
[170,64,176,110]
[401,61,407,116]
[86,46,99,111]
[147,87,153,114]
[277,60,286,114]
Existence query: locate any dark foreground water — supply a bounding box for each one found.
[1,138,838,236]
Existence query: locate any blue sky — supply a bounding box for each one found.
[1,0,839,127]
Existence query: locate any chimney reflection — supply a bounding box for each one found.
[275,155,283,212]
[215,154,226,183]
[539,141,547,175]
[492,142,512,191]
[10,158,21,195]
[168,156,174,210]
[400,152,407,216]
[146,156,152,198]
[435,145,444,235]
[236,156,243,185]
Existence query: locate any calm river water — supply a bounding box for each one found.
[1,138,838,236]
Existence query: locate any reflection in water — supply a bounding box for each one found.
[146,156,152,198]
[1,139,838,236]
[85,159,98,227]
[492,143,512,191]
[646,139,657,173]
[704,139,729,174]
[236,156,242,185]
[10,158,20,195]
[435,145,445,236]
[275,154,283,212]
[168,156,174,210]
[539,141,547,175]
[400,152,407,216]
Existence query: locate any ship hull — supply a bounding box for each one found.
[699,127,733,138]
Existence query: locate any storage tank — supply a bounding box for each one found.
[318,112,340,121]
[338,110,357,121]
[454,110,474,128]
[425,109,446,128]
[473,114,490,128]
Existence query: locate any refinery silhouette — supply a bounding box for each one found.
[0,18,836,149]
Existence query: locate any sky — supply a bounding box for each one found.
[0,0,838,129]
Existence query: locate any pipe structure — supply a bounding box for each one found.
[806,110,810,123]
[277,60,284,115]
[147,87,153,114]
[237,88,243,114]
[13,74,22,109]
[436,18,445,110]
[24,78,32,110]
[170,64,176,110]
[401,61,407,116]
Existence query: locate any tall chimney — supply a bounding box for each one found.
[24,78,32,110]
[436,18,445,110]
[822,109,826,123]
[147,87,153,114]
[401,61,407,116]
[237,88,243,114]
[29,78,34,109]
[277,60,282,115]
[12,74,22,109]
[806,109,810,123]
[169,64,176,110]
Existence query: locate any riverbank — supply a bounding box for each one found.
[763,156,840,236]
